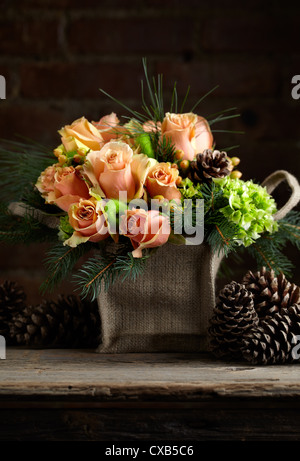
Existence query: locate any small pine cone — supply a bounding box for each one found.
[0,281,26,337]
[243,267,300,320]
[242,304,300,365]
[10,295,101,348]
[209,281,259,359]
[189,149,231,183]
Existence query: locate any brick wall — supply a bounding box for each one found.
[0,0,299,303]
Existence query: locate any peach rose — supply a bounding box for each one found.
[146,163,181,201]
[92,112,122,142]
[83,141,157,200]
[36,165,90,212]
[120,208,171,258]
[36,164,57,200]
[161,112,213,161]
[59,116,104,152]
[64,198,109,247]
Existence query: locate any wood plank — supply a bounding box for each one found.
[1,348,300,441]
[0,348,300,402]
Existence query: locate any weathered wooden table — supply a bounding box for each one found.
[1,347,300,441]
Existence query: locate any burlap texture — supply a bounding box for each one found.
[97,243,223,353]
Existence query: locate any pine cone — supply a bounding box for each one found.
[9,294,101,348]
[242,304,300,365]
[189,149,231,183]
[0,281,26,338]
[209,281,259,359]
[243,267,300,320]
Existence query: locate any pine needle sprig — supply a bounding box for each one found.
[205,213,241,256]
[277,210,300,251]
[114,251,150,282]
[40,241,94,295]
[0,138,54,202]
[152,132,177,163]
[199,180,226,214]
[246,236,294,278]
[21,187,63,216]
[0,201,57,244]
[74,254,118,301]
[189,85,219,113]
[74,250,150,301]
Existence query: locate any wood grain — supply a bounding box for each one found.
[1,348,300,440]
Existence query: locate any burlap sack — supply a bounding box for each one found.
[97,243,223,353]
[96,170,300,353]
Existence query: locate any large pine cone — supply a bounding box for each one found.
[10,294,101,348]
[189,149,232,183]
[0,281,26,338]
[209,281,259,359]
[243,267,300,320]
[242,304,300,365]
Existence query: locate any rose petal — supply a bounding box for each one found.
[195,116,214,154]
[100,164,136,200]
[130,154,157,199]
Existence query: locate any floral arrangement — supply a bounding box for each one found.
[0,60,299,300]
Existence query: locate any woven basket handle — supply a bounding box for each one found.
[261,170,300,221]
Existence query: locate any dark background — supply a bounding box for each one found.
[0,0,299,304]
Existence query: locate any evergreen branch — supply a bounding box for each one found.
[73,249,120,300]
[0,201,57,244]
[99,89,147,123]
[170,82,178,113]
[205,216,240,256]
[244,224,295,277]
[210,129,245,134]
[114,252,150,282]
[84,258,116,291]
[246,238,294,277]
[74,249,150,301]
[277,211,300,250]
[142,57,158,117]
[40,241,94,294]
[219,145,240,153]
[153,133,177,163]
[206,107,238,119]
[180,85,190,113]
[0,138,54,202]
[208,113,241,126]
[140,80,154,120]
[189,85,219,113]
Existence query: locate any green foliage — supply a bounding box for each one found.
[213,177,278,247]
[245,210,300,277]
[178,178,203,200]
[74,249,150,301]
[58,215,74,241]
[277,210,300,251]
[0,138,54,203]
[151,132,177,163]
[245,237,294,278]
[100,58,240,133]
[0,202,57,244]
[40,241,95,295]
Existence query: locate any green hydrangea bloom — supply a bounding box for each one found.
[214,177,278,246]
[179,178,203,200]
[58,215,74,241]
